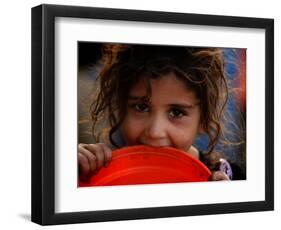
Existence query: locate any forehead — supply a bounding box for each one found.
[129,73,197,104]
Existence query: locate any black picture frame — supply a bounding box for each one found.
[31,4,274,225]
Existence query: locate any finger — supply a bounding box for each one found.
[218,172,230,180]
[78,145,97,174]
[78,152,90,178]
[86,144,105,171]
[211,171,230,181]
[78,143,89,149]
[97,143,112,167]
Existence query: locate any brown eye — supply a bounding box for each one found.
[169,108,186,118]
[134,103,149,112]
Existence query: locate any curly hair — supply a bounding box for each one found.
[90,43,228,154]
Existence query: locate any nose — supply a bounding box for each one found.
[142,115,169,146]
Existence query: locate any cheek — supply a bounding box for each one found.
[171,131,193,150]
[169,122,199,149]
[121,116,144,144]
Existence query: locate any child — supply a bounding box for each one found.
[78,44,234,182]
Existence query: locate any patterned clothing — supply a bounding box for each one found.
[199,151,233,180]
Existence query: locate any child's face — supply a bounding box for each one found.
[121,73,201,152]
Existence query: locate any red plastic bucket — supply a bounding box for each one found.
[79,145,211,187]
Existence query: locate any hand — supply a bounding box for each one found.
[78,143,112,181]
[210,171,230,181]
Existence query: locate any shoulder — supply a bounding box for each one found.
[187,145,199,159]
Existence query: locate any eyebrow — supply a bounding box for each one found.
[128,95,198,109]
[128,95,148,101]
[168,103,196,109]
